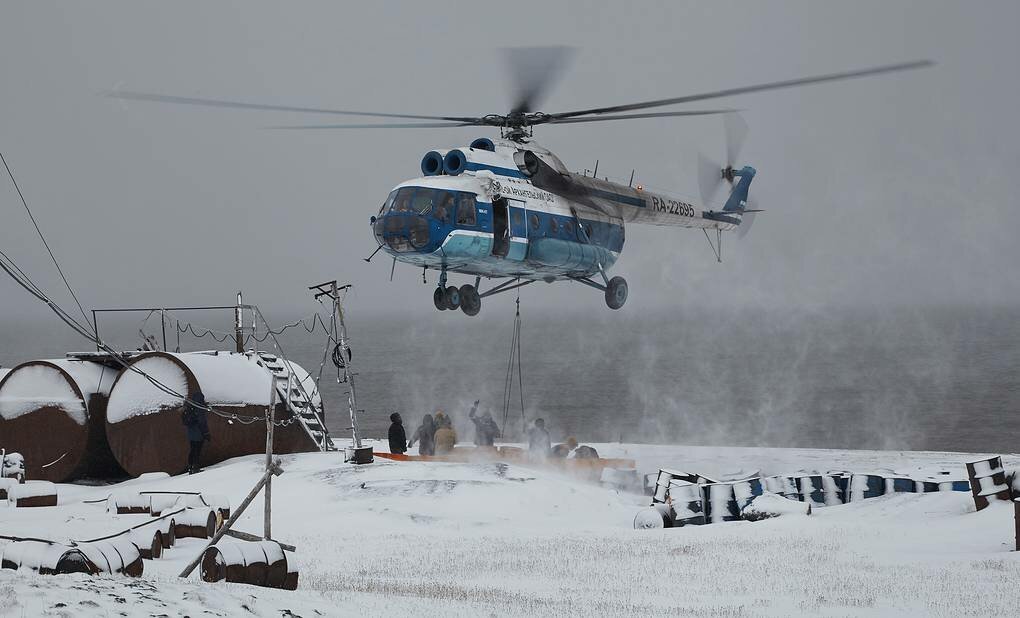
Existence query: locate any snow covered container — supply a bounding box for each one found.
[7,480,57,507]
[0,359,120,482]
[0,477,17,500]
[174,507,218,539]
[966,456,1012,511]
[200,541,290,588]
[1,541,97,575]
[78,538,143,577]
[130,527,164,560]
[104,351,321,477]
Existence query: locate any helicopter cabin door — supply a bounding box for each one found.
[491,197,528,260]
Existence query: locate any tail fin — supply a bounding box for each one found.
[722,166,757,213]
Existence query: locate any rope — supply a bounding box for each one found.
[501,293,526,434]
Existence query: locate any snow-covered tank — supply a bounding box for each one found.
[104,351,322,477]
[0,359,120,482]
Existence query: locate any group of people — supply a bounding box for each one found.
[388,402,502,456]
[389,408,597,460]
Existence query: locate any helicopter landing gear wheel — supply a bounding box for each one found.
[605,276,628,310]
[434,287,447,311]
[443,285,461,310]
[459,284,481,316]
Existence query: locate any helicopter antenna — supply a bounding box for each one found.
[628,169,635,187]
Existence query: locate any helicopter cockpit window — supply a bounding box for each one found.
[381,190,398,214]
[456,193,477,226]
[391,188,413,213]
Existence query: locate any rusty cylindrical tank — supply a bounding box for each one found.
[104,351,319,477]
[0,359,121,482]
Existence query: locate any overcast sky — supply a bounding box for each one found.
[1,1,1017,325]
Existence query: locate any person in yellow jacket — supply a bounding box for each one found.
[433,410,457,455]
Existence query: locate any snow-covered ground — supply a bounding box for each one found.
[2,442,1019,616]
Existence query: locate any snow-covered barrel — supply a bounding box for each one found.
[633,504,674,529]
[201,541,289,587]
[668,480,707,525]
[0,359,120,482]
[7,480,57,507]
[105,351,321,477]
[966,456,1012,511]
[174,507,218,539]
[650,469,699,504]
[108,492,152,514]
[78,538,144,577]
[130,527,163,560]
[1,541,97,575]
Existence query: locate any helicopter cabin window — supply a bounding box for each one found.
[511,209,524,230]
[563,219,575,238]
[530,213,540,232]
[456,193,476,226]
[412,188,436,215]
[549,217,559,235]
[435,191,454,223]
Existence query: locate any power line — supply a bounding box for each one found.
[1,151,93,330]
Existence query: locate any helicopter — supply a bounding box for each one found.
[108,49,931,316]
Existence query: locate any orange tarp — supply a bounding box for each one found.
[373,446,635,483]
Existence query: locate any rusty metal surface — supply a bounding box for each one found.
[0,361,90,482]
[104,352,320,477]
[966,456,1012,511]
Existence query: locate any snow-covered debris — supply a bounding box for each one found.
[633,504,673,529]
[741,492,812,521]
[1,452,24,481]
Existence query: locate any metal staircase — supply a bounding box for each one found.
[256,351,335,452]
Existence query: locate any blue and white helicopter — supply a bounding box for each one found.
[109,51,930,316]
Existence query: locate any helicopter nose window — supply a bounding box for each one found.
[391,189,413,213]
[455,194,477,226]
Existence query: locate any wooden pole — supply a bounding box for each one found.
[178,460,283,578]
[264,377,277,540]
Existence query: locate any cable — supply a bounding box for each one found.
[1,151,93,330]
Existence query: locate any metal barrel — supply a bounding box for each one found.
[1,541,98,575]
[966,456,1012,511]
[0,359,120,482]
[174,507,218,539]
[7,480,57,507]
[104,351,321,477]
[668,480,707,525]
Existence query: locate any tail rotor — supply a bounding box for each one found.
[698,112,758,237]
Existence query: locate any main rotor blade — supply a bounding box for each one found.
[505,46,575,114]
[105,90,481,123]
[547,60,934,120]
[267,121,479,129]
[542,109,735,125]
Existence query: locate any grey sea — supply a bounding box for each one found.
[1,305,1017,454]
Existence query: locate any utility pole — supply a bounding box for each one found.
[264,378,276,540]
[309,279,372,464]
[234,291,244,353]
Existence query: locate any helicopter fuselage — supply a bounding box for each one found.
[371,137,749,284]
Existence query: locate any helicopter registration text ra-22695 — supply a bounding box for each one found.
[107,51,931,316]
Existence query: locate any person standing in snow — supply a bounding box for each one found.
[434,412,457,455]
[388,412,407,455]
[528,418,551,458]
[408,414,435,456]
[182,390,211,474]
[468,403,500,447]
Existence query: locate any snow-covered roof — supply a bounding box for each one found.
[0,360,114,424]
